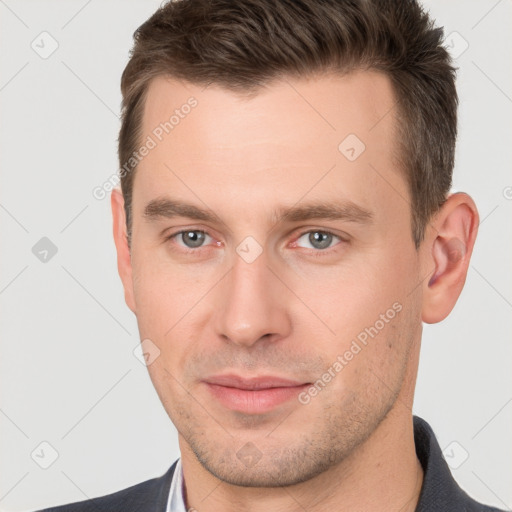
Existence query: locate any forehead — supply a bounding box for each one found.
[142,70,398,153]
[134,70,408,228]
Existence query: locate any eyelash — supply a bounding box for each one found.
[164,228,346,257]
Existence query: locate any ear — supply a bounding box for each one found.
[421,192,479,324]
[111,188,136,314]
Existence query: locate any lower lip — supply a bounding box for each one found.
[205,383,310,414]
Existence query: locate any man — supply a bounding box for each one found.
[38,0,505,510]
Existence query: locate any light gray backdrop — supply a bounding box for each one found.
[0,1,511,510]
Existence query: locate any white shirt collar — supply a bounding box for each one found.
[166,458,187,512]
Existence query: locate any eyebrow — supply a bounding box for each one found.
[143,197,373,226]
[144,198,222,223]
[274,201,373,225]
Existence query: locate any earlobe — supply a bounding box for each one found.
[111,189,137,314]
[421,193,479,324]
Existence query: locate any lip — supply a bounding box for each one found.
[204,374,307,390]
[203,374,310,414]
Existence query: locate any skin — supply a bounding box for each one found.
[112,71,478,511]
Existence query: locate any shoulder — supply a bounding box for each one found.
[32,462,177,512]
[413,416,507,512]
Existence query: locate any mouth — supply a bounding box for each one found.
[202,374,311,414]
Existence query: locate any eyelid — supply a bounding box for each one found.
[294,224,349,240]
[163,225,216,240]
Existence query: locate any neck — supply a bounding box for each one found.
[180,411,423,512]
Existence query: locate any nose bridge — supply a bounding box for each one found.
[215,246,290,347]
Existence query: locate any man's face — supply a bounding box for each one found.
[122,71,427,486]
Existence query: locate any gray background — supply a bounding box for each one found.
[0,0,511,510]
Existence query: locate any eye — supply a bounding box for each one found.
[295,230,342,250]
[172,230,213,249]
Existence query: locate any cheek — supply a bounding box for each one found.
[132,268,173,338]
[130,253,223,392]
[130,246,211,336]
[289,255,406,339]
[288,243,418,379]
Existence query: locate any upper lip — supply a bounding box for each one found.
[204,374,308,390]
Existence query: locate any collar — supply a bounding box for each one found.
[166,457,186,512]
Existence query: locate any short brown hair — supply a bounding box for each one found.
[119,0,457,248]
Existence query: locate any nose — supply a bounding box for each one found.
[214,248,292,348]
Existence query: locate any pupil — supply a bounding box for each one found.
[183,231,204,248]
[309,231,331,249]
